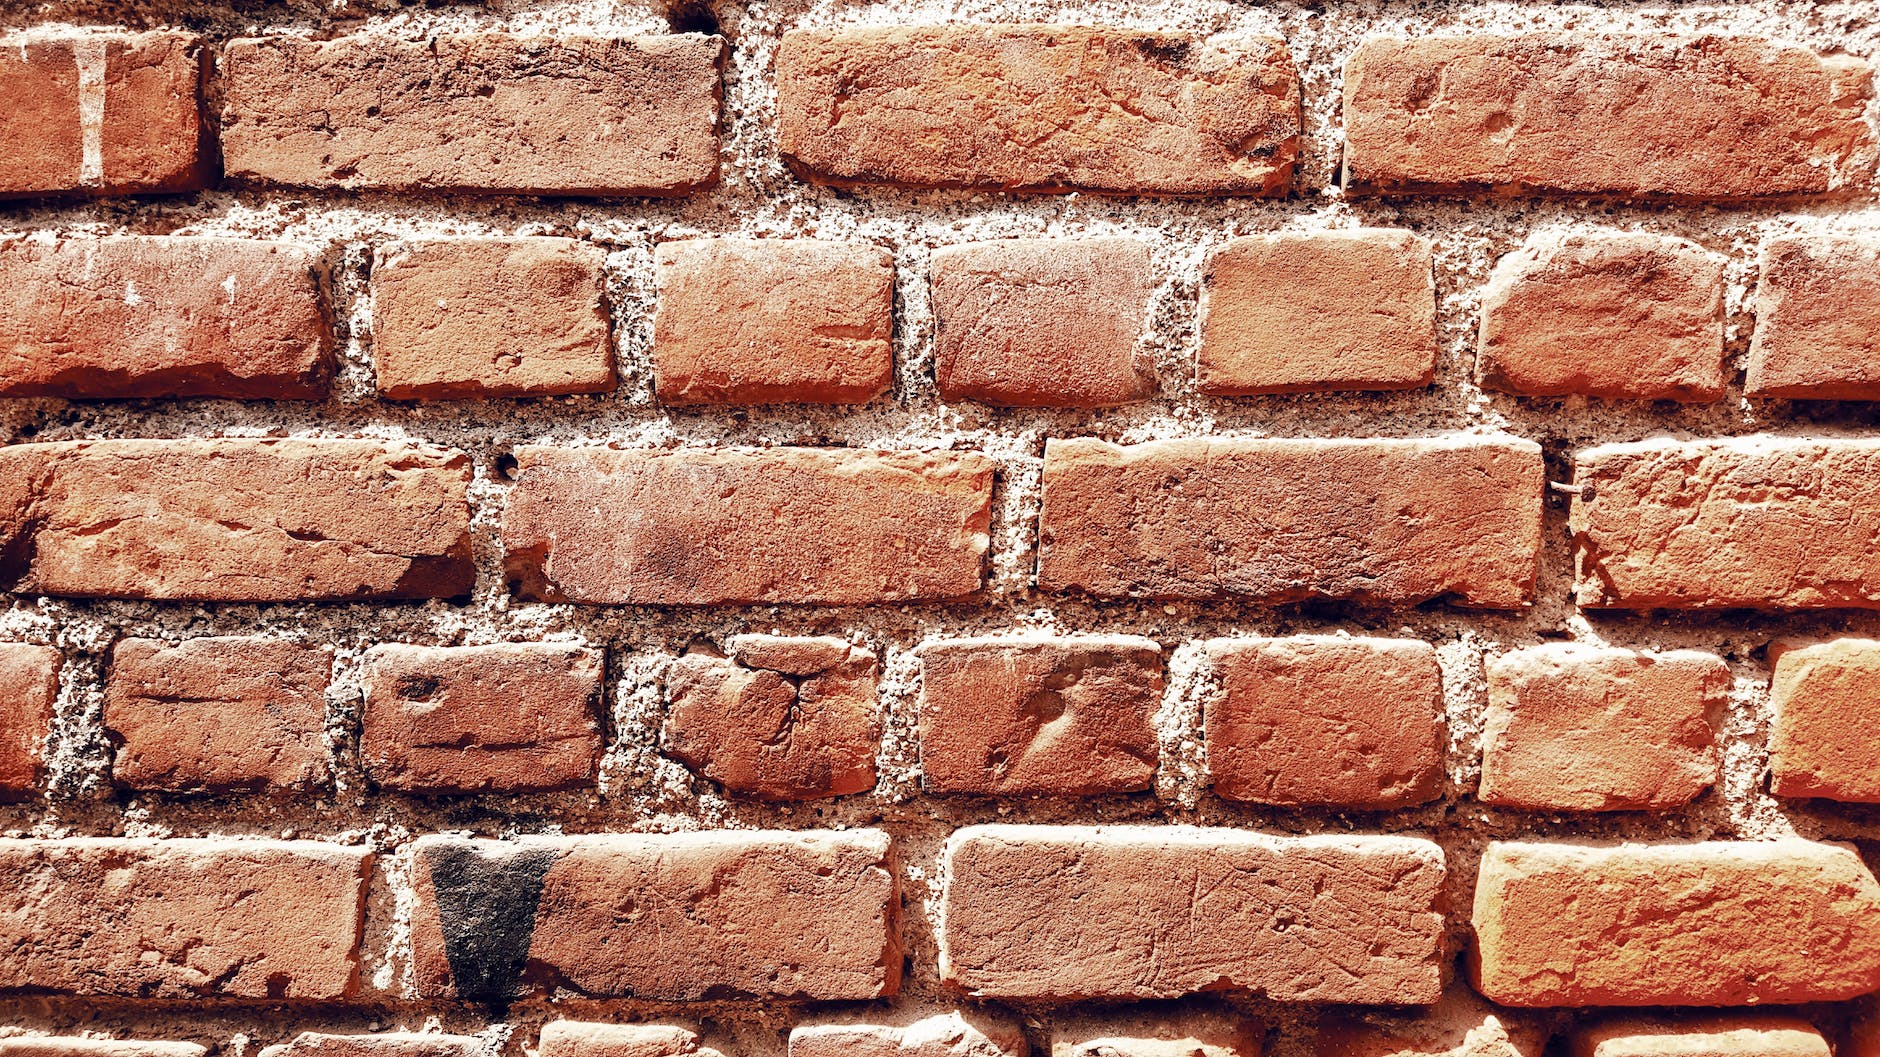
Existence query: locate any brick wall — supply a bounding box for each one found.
[1,1,1880,1056]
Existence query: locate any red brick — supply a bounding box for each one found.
[0,31,204,197]
[1205,636,1443,809]
[1038,436,1542,607]
[361,643,602,794]
[916,635,1163,796]
[106,637,331,792]
[777,25,1300,195]
[653,238,894,405]
[1471,839,1880,1006]
[1316,988,1545,1057]
[1053,1009,1265,1057]
[258,1036,481,1057]
[940,825,1445,1002]
[0,235,331,400]
[409,829,897,1002]
[0,1039,206,1057]
[219,33,721,195]
[793,1012,1025,1057]
[0,837,368,1000]
[1478,232,1725,401]
[664,636,879,800]
[1571,438,1880,609]
[931,237,1155,407]
[0,439,472,602]
[540,1024,713,1057]
[1344,35,1876,198]
[1480,645,1726,811]
[1573,1017,1828,1057]
[1198,229,1436,395]
[372,238,614,400]
[1768,639,1880,803]
[502,446,993,605]
[0,644,58,796]
[1747,235,1880,399]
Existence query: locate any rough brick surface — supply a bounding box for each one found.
[539,1024,713,1057]
[1317,989,1546,1057]
[1344,35,1877,197]
[372,237,614,400]
[0,838,369,1000]
[360,643,603,794]
[930,237,1156,407]
[1767,638,1880,803]
[503,446,994,605]
[1747,235,1880,399]
[105,637,332,792]
[0,1040,206,1057]
[1052,1009,1265,1057]
[0,236,331,400]
[777,25,1301,195]
[1198,229,1436,395]
[1471,839,1880,1006]
[939,825,1445,1002]
[259,1036,481,1057]
[1038,436,1542,606]
[0,439,473,602]
[1477,232,1726,401]
[1572,1017,1829,1057]
[409,829,898,1002]
[1205,636,1444,808]
[653,238,894,405]
[916,635,1163,796]
[792,1012,1025,1057]
[0,643,58,796]
[219,33,721,195]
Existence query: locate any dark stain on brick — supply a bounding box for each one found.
[422,839,558,1007]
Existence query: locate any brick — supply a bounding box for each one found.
[372,238,614,400]
[1038,436,1542,607]
[1854,1007,1880,1057]
[916,635,1162,796]
[1768,639,1880,802]
[0,1040,206,1057]
[1471,839,1880,1006]
[777,25,1301,195]
[0,837,369,1000]
[1571,437,1880,609]
[1573,1018,1828,1057]
[106,636,332,792]
[219,33,721,195]
[939,825,1445,1002]
[1205,636,1443,809]
[259,1037,481,1057]
[0,644,58,796]
[409,829,897,1002]
[0,31,204,196]
[931,238,1156,407]
[0,439,472,602]
[1053,1009,1264,1057]
[1344,35,1877,198]
[793,1012,1025,1057]
[664,636,879,800]
[1477,232,1726,401]
[1198,229,1436,395]
[540,1024,715,1057]
[0,235,331,400]
[1317,989,1545,1057]
[503,446,993,605]
[653,238,894,405]
[1747,235,1880,399]
[1480,645,1726,811]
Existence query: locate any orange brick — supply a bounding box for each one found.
[539,1023,714,1057]
[777,25,1300,195]
[1573,1017,1828,1057]
[1316,988,1546,1057]
[1198,229,1436,395]
[0,1039,206,1057]
[1747,235,1880,399]
[1768,639,1880,803]
[258,1035,481,1057]
[0,644,58,796]
[1053,1009,1265,1057]
[793,1013,1025,1057]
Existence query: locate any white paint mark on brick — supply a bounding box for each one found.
[74,37,107,187]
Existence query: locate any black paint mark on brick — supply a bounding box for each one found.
[422,839,559,1007]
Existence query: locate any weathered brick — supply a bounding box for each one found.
[372,238,614,400]
[1198,229,1436,395]
[664,636,879,800]
[0,30,205,197]
[653,238,894,405]
[0,439,473,602]
[0,1039,207,1057]
[1038,436,1542,607]
[409,829,898,1002]
[540,1023,715,1057]
[1344,35,1876,198]
[793,1012,1025,1057]
[0,235,331,400]
[1747,235,1880,399]
[361,643,603,794]
[1471,839,1880,1006]
[1573,1018,1828,1057]
[916,635,1163,796]
[931,238,1156,407]
[0,837,369,1000]
[777,25,1301,195]
[1053,1009,1264,1057]
[1481,645,1726,811]
[259,1036,481,1057]
[1768,638,1880,803]
[1205,636,1443,809]
[1478,232,1726,401]
[220,33,721,195]
[503,446,993,605]
[940,825,1445,1002]
[1571,438,1880,609]
[106,637,332,792]
[0,643,58,796]
[1317,989,1545,1057]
